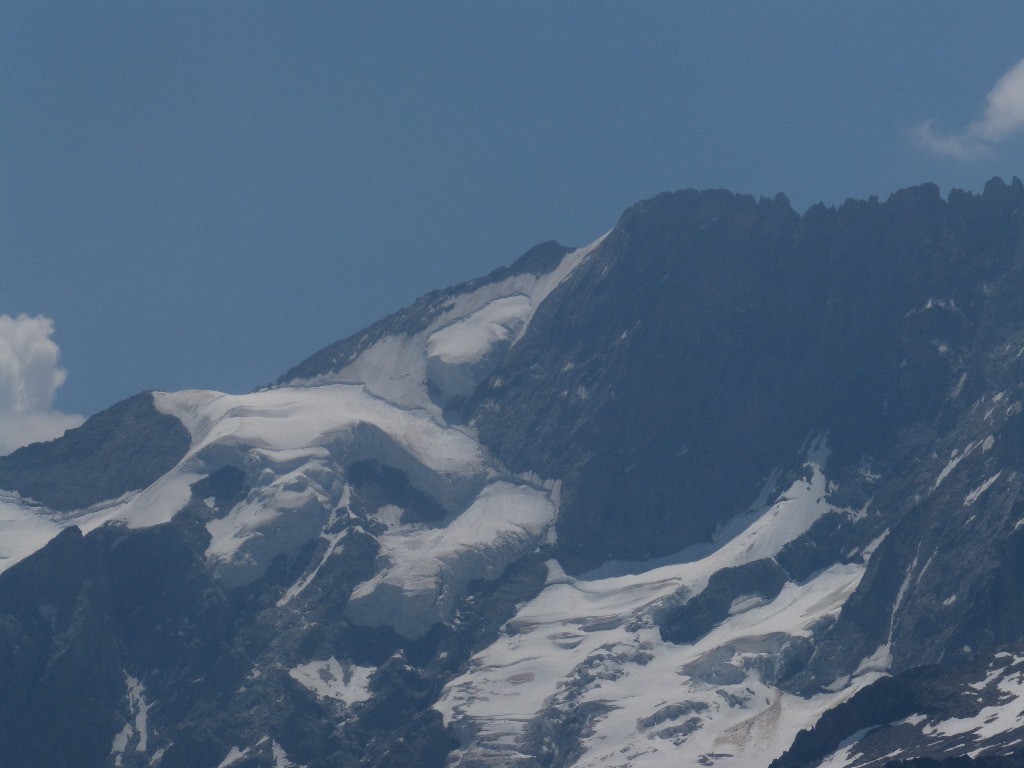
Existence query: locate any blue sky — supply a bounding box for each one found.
[2,2,1024,439]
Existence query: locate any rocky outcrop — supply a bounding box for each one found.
[0,392,190,512]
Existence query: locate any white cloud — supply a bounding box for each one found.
[0,314,84,455]
[913,57,1024,159]
[911,119,991,160]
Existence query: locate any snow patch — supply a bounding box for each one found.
[934,443,976,491]
[965,472,1002,507]
[289,657,374,705]
[271,740,298,768]
[952,372,968,399]
[816,726,881,768]
[217,746,250,768]
[927,665,1024,743]
[111,673,151,766]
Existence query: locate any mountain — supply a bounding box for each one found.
[2,178,1024,767]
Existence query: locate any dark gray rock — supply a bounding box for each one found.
[773,649,1024,768]
[659,558,789,644]
[0,392,190,512]
[471,181,1024,572]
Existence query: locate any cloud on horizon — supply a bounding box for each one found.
[913,57,1024,159]
[0,314,84,456]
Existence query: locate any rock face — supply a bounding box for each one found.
[0,392,190,511]
[3,179,1024,767]
[471,180,1024,572]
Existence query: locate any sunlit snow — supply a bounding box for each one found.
[347,480,558,639]
[110,673,151,767]
[437,441,881,767]
[288,657,374,705]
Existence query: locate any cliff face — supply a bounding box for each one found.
[474,180,1024,573]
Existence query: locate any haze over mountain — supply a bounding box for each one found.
[3,180,1024,767]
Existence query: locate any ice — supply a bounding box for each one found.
[295,233,607,409]
[428,295,533,364]
[288,657,374,705]
[154,383,493,586]
[347,481,557,639]
[155,385,486,483]
[203,452,338,586]
[324,334,433,414]
[437,441,875,767]
[0,375,496,582]
[77,468,201,534]
[426,295,532,397]
[581,436,836,586]
[0,492,62,574]
[439,561,875,768]
[0,466,200,575]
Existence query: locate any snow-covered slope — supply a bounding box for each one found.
[288,235,605,410]
[0,491,62,570]
[437,443,884,768]
[0,237,602,616]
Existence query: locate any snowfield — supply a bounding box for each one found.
[437,441,884,768]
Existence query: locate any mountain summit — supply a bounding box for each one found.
[2,179,1024,767]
